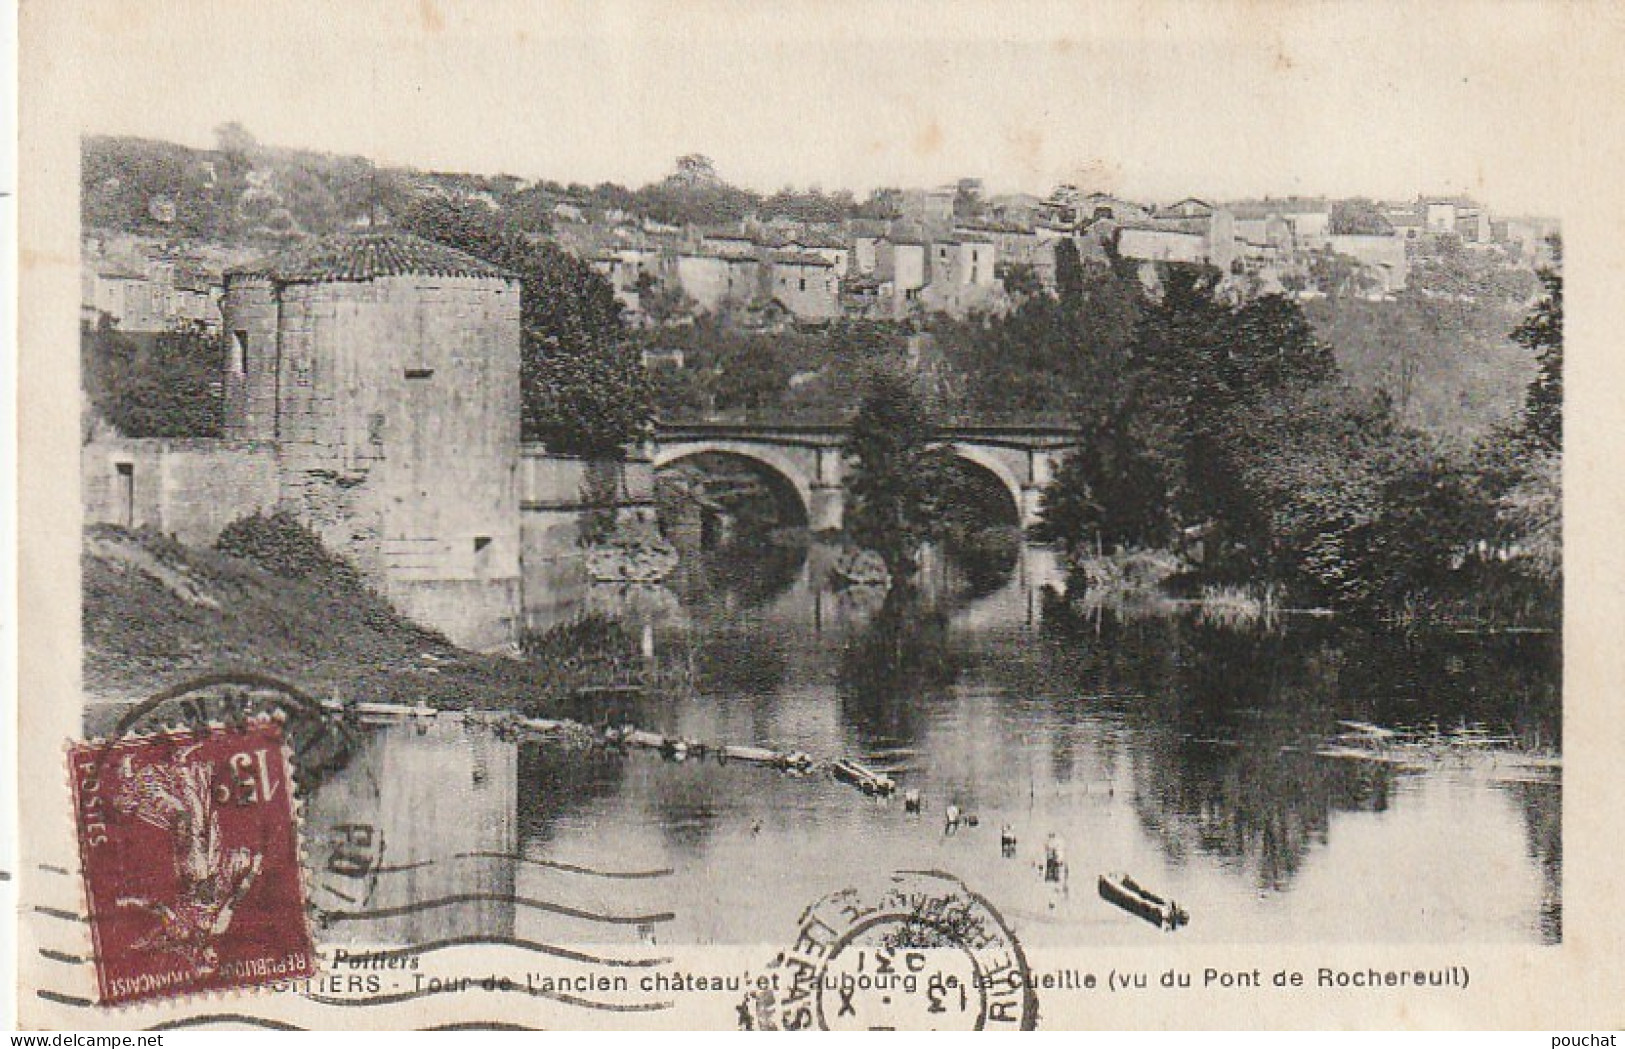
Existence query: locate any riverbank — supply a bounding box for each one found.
[1056,547,1558,635]
[83,524,559,710]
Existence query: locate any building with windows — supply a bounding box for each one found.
[767,251,840,320]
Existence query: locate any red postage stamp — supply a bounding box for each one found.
[69,719,318,1006]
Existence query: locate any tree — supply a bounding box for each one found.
[996,261,1045,301]
[842,365,953,582]
[1515,245,1562,451]
[671,154,720,186]
[855,187,904,220]
[1498,449,1560,582]
[709,336,795,418]
[83,319,222,439]
[1054,237,1087,302]
[639,274,697,327]
[524,342,654,458]
[1329,198,1392,236]
[1033,392,1181,554]
[1034,264,1349,573]
[1307,248,1376,299]
[934,253,1140,421]
[635,155,758,226]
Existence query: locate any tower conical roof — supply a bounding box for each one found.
[227,232,514,284]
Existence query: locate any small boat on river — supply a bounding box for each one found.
[830,757,896,796]
[1098,873,1189,931]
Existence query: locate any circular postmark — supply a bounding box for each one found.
[744,870,1038,1031]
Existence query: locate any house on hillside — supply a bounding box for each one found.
[1082,193,1151,224]
[921,235,1004,315]
[783,230,851,275]
[1116,202,1240,272]
[699,231,759,258]
[1154,198,1216,221]
[82,246,221,332]
[958,222,1054,290]
[1326,233,1410,294]
[768,251,840,320]
[1385,208,1426,240]
[928,236,997,288]
[900,186,957,229]
[673,252,760,312]
[1116,223,1209,265]
[852,233,881,276]
[1282,208,1332,247]
[875,236,929,318]
[985,193,1044,227]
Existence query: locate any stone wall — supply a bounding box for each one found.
[518,452,655,633]
[221,273,524,647]
[82,438,279,546]
[220,277,280,440]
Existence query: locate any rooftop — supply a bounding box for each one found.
[227,232,517,284]
[770,250,836,267]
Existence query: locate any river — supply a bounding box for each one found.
[308,539,1561,949]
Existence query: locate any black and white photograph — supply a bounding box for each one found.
[12,0,1617,1032]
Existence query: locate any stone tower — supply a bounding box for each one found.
[222,233,522,648]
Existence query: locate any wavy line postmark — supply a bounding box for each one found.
[743,870,1039,1031]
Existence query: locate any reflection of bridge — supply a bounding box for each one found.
[653,422,1085,530]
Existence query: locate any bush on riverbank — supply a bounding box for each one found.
[517,612,696,713]
[84,524,557,709]
[216,510,362,585]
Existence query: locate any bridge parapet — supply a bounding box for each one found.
[652,421,1083,530]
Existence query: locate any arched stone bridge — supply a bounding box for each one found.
[652,421,1085,531]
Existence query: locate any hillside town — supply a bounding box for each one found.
[81,138,1557,340]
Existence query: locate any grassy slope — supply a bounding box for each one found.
[82,525,557,709]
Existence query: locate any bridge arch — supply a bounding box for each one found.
[653,441,816,528]
[944,443,1027,528]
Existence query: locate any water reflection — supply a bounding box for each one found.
[313,540,1560,946]
[837,585,964,751]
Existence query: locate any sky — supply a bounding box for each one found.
[55,0,1591,216]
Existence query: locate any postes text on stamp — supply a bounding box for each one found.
[69,718,317,1005]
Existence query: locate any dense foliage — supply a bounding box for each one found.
[399,196,652,455]
[83,135,888,241]
[216,511,361,585]
[647,318,909,424]
[82,318,222,439]
[1032,254,1561,624]
[933,247,1141,421]
[841,365,954,580]
[1514,257,1563,452]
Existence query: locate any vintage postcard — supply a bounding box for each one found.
[11,0,1625,1031]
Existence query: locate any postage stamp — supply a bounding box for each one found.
[68,718,318,1005]
[744,870,1038,1031]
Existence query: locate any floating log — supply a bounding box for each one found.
[717,744,811,771]
[350,700,437,722]
[830,757,896,796]
[1098,873,1188,931]
[719,743,781,765]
